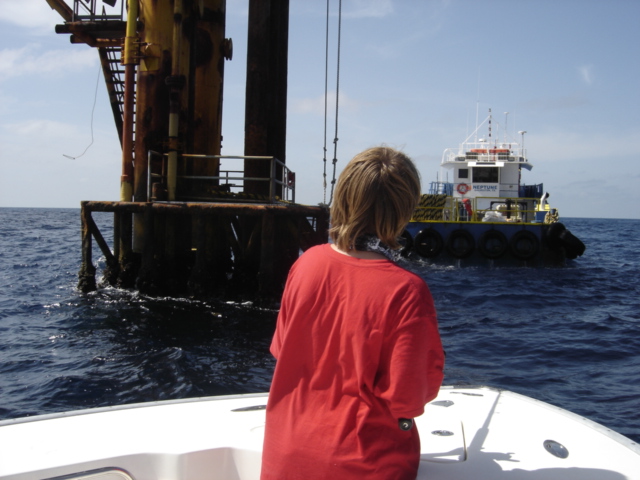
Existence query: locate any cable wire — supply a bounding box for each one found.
[328,0,342,206]
[322,0,330,204]
[63,63,101,160]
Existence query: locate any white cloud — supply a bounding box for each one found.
[3,118,73,138]
[0,44,97,81]
[0,0,65,32]
[1,0,124,31]
[343,0,394,18]
[292,91,361,115]
[1,120,86,161]
[529,128,640,162]
[1,118,119,172]
[579,64,594,85]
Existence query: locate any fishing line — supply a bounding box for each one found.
[63,63,101,160]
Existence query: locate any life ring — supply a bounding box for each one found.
[457,183,470,195]
[398,230,414,257]
[446,229,475,259]
[478,230,508,259]
[509,230,540,260]
[413,229,444,258]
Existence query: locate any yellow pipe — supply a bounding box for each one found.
[120,0,139,202]
[123,0,140,65]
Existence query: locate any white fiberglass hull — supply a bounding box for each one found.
[0,386,638,480]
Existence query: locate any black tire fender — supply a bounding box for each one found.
[446,229,475,259]
[478,230,509,259]
[559,229,586,259]
[509,230,540,260]
[545,222,566,250]
[399,230,414,257]
[414,228,444,258]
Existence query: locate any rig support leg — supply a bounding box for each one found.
[78,205,97,292]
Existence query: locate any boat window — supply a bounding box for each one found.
[472,167,498,183]
[458,169,468,179]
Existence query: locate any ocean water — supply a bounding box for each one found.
[0,208,638,444]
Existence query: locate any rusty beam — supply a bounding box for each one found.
[55,21,127,38]
[81,201,328,217]
[69,32,122,48]
[78,200,329,299]
[86,213,116,265]
[46,0,73,22]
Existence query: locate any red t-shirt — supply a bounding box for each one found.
[261,244,444,480]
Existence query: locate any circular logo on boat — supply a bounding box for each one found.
[457,183,470,195]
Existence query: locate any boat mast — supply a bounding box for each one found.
[504,112,509,144]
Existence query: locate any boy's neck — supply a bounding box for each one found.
[330,244,387,260]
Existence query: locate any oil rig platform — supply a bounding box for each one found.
[46,0,329,299]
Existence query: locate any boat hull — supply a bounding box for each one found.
[404,220,585,264]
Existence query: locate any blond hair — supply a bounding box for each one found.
[329,147,421,251]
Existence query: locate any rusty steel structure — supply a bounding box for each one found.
[47,0,329,299]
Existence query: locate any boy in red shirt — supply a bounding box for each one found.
[261,147,444,480]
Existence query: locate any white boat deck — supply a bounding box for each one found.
[0,386,638,480]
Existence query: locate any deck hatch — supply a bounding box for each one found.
[543,439,569,459]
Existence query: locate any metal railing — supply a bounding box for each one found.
[413,196,546,224]
[147,151,296,204]
[441,144,528,165]
[72,0,124,22]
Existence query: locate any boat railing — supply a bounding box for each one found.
[147,151,296,203]
[441,145,528,165]
[412,195,547,224]
[428,181,454,196]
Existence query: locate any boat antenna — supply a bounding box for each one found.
[322,0,343,206]
[504,112,509,143]
[475,68,480,142]
[488,108,492,143]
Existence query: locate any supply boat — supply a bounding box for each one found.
[403,111,586,263]
[0,386,638,479]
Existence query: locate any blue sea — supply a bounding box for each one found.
[0,208,638,444]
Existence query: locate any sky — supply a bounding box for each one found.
[1,0,639,219]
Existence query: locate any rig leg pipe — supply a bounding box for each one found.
[78,206,97,292]
[167,0,184,201]
[120,0,139,202]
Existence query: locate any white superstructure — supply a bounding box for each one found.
[433,111,543,223]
